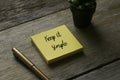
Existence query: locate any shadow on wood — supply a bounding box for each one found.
[75,23,105,50]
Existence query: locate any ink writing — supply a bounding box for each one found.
[44,35,55,42]
[51,40,67,51]
[44,31,61,42]
[44,31,68,51]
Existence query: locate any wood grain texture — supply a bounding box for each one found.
[0,0,120,80]
[0,0,120,31]
[74,60,120,80]
[0,0,69,31]
[0,7,120,80]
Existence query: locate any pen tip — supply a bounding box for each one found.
[12,47,16,51]
[12,48,18,57]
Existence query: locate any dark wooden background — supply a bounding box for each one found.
[0,0,69,31]
[0,0,120,80]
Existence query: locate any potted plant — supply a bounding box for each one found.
[68,0,96,28]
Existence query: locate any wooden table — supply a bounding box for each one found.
[0,0,120,80]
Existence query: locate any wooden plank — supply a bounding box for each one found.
[0,0,120,31]
[0,0,69,31]
[74,60,120,80]
[0,6,120,80]
[0,0,120,80]
[96,0,120,13]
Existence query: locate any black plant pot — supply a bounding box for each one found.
[70,1,96,28]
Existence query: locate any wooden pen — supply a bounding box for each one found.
[12,48,49,80]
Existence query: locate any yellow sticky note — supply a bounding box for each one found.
[31,25,83,64]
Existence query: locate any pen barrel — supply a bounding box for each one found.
[32,65,49,80]
[12,48,49,80]
[12,48,34,67]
